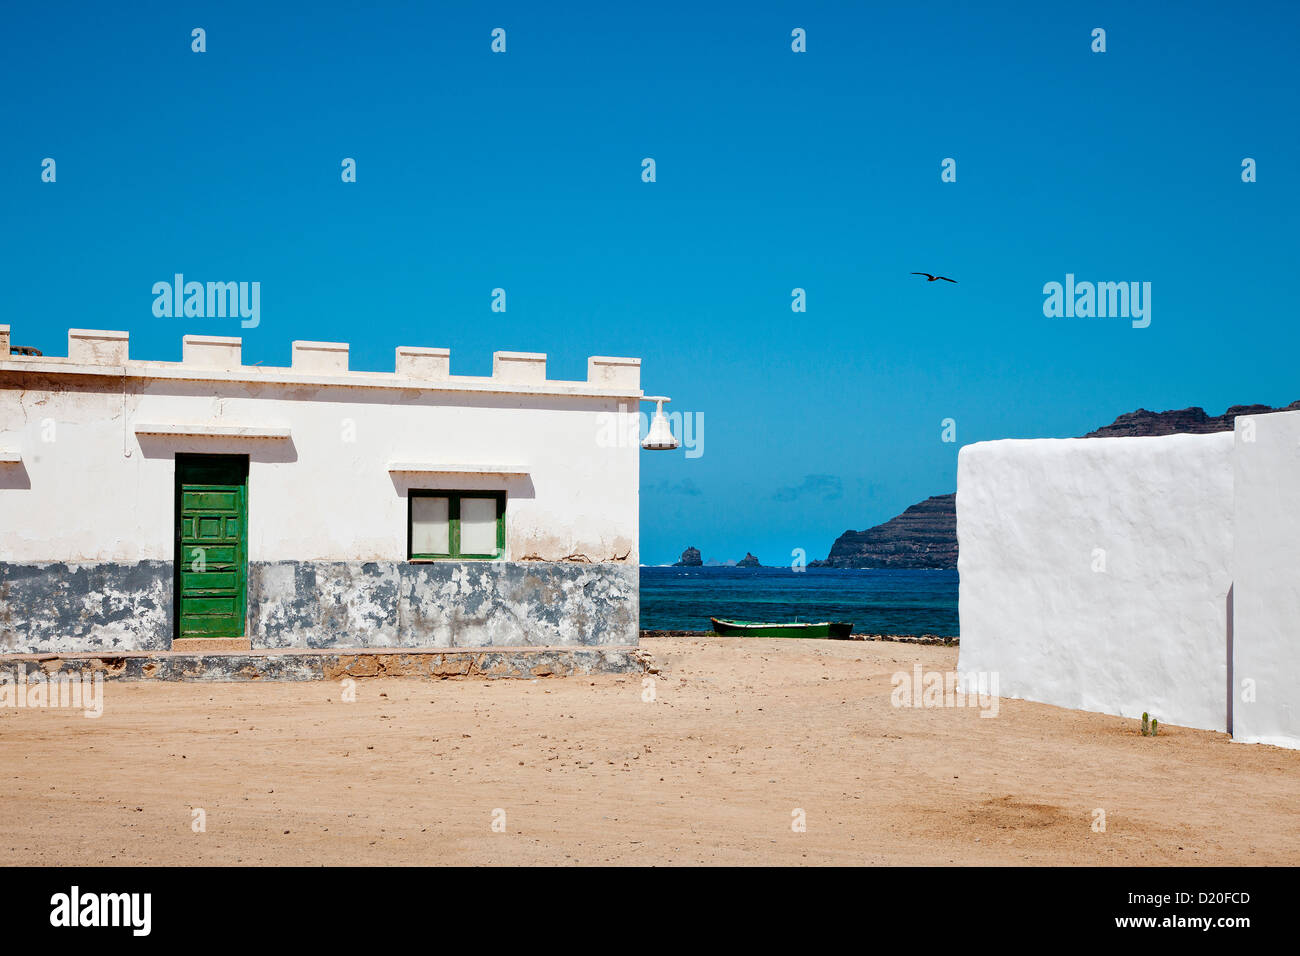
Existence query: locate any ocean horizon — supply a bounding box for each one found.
[639,566,959,636]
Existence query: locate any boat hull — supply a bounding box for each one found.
[710,618,854,639]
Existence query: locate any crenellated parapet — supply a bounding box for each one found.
[1,327,643,398]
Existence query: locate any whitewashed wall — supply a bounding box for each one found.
[957,433,1234,733]
[1231,409,1300,748]
[0,380,639,564]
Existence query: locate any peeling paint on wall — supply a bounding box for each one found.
[0,562,171,654]
[0,559,637,654]
[248,561,638,649]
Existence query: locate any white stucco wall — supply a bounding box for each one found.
[0,343,641,565]
[1231,409,1300,748]
[957,433,1234,733]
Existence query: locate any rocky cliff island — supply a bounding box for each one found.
[1082,402,1300,438]
[814,494,956,569]
[673,547,703,567]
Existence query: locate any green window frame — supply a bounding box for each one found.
[408,490,506,560]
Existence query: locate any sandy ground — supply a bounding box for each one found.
[2,635,1298,866]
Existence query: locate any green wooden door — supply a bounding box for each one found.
[175,455,249,639]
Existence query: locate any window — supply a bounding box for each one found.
[408,491,505,560]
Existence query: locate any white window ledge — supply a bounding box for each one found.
[387,462,529,476]
[134,423,292,439]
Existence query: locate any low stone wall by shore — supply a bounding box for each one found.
[639,630,957,645]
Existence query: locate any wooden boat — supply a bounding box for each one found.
[710,617,854,639]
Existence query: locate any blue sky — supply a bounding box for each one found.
[5,1,1297,565]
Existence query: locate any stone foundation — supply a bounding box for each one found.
[0,645,648,682]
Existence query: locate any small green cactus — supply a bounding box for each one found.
[1141,712,1149,735]
[1151,718,1158,736]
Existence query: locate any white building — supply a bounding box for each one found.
[957,409,1300,749]
[0,325,653,659]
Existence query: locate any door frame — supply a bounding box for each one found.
[173,453,250,644]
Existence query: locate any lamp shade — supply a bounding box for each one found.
[641,396,679,450]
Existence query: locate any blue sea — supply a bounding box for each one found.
[639,566,959,636]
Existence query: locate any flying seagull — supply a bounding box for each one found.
[911,272,957,283]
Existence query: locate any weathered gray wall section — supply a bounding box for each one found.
[0,560,638,653]
[0,562,172,654]
[20,647,646,682]
[247,561,639,649]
